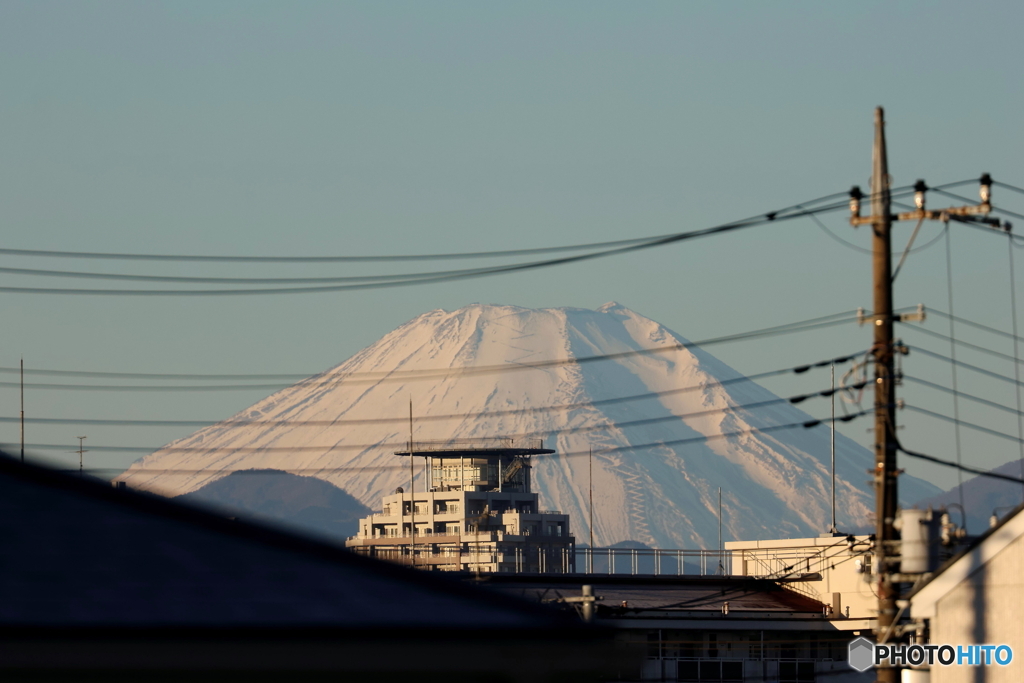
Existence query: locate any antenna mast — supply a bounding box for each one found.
[75,436,88,477]
[20,358,25,463]
[409,398,415,568]
[831,362,837,533]
[589,446,594,552]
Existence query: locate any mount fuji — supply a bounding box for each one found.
[117,303,939,548]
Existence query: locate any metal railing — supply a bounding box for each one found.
[348,538,846,580]
[401,437,546,451]
[575,547,734,576]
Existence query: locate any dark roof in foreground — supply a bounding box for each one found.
[0,452,634,681]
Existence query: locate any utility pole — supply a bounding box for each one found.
[870,107,898,683]
[848,107,996,683]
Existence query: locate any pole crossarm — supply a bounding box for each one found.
[851,203,991,226]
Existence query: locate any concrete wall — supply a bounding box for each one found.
[931,533,1024,683]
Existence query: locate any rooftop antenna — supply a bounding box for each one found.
[589,446,595,552]
[717,487,724,575]
[20,358,25,463]
[409,397,415,568]
[830,362,838,534]
[75,436,87,477]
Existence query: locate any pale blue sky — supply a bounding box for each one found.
[2,1,1024,491]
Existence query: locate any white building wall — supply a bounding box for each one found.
[930,534,1024,683]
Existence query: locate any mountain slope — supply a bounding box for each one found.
[914,459,1024,534]
[177,469,372,540]
[118,303,939,547]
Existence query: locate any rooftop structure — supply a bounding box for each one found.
[346,438,576,573]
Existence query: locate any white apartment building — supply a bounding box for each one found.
[346,438,575,573]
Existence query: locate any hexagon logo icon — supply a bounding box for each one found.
[848,637,875,672]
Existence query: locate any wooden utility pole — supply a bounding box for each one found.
[848,107,995,682]
[870,106,899,683]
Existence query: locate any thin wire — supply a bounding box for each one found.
[0,207,814,296]
[891,217,925,282]
[1,380,867,431]
[0,187,983,296]
[944,224,966,508]
[11,384,867,458]
[927,309,1024,344]
[906,345,1024,388]
[903,375,1024,418]
[49,408,876,474]
[0,261,545,285]
[0,186,908,264]
[0,313,866,391]
[1010,234,1024,499]
[899,325,1024,365]
[808,209,946,257]
[993,180,1024,197]
[904,405,1024,446]
[0,309,891,381]
[896,442,1024,485]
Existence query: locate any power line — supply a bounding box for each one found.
[896,439,1024,485]
[926,308,1024,345]
[11,383,868,457]
[42,408,875,475]
[0,261,546,285]
[0,223,760,296]
[903,375,1024,418]
[0,185,917,265]
[0,351,867,427]
[904,405,1024,446]
[905,345,1024,388]
[993,180,1024,198]
[0,312,869,391]
[899,325,1024,365]
[0,310,877,382]
[0,199,927,297]
[944,227,966,503]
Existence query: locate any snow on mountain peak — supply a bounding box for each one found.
[117,303,938,547]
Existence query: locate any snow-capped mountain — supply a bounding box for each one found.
[117,303,939,548]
